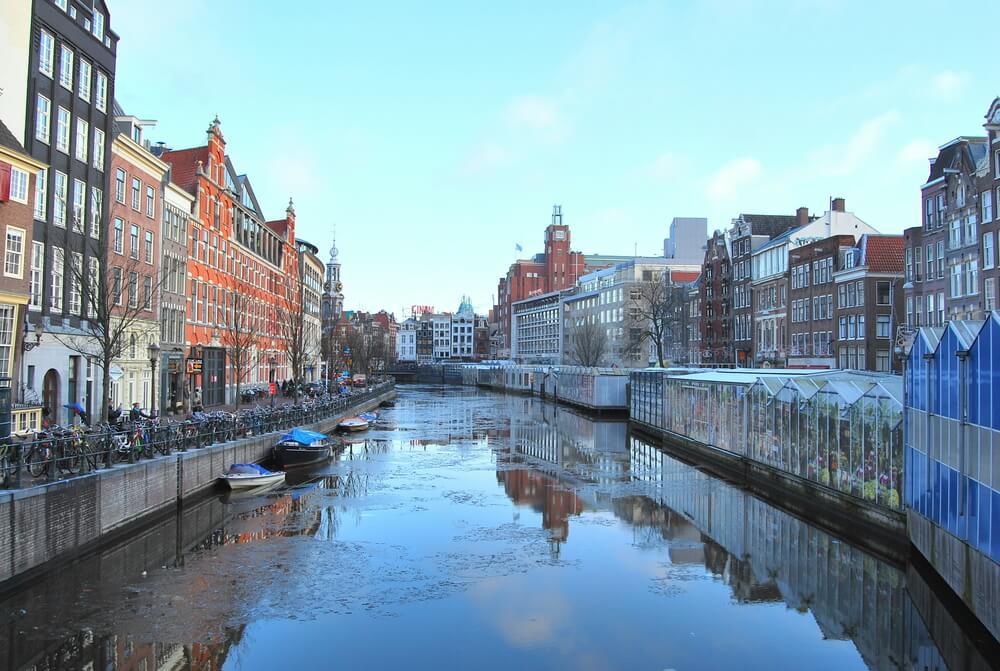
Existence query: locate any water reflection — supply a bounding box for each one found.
[0,387,995,670]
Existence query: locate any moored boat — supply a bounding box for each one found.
[221,463,286,490]
[337,416,369,432]
[273,428,332,468]
[358,411,378,424]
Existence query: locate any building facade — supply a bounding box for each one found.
[698,230,732,365]
[729,212,802,367]
[451,297,475,359]
[296,239,323,382]
[663,217,707,265]
[107,113,164,411]
[786,235,853,369]
[0,121,45,433]
[511,290,563,365]
[396,317,417,362]
[980,99,1000,313]
[19,0,118,424]
[833,235,904,373]
[159,178,192,413]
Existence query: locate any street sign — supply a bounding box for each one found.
[187,358,203,374]
[269,382,277,396]
[109,364,125,382]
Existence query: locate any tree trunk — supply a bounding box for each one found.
[100,351,112,425]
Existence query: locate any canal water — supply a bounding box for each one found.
[0,385,996,670]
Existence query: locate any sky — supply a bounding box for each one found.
[110,0,1000,317]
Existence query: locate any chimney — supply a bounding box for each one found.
[150,141,171,157]
[831,197,846,213]
[796,207,809,226]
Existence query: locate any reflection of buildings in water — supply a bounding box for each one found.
[626,436,997,671]
[496,468,584,543]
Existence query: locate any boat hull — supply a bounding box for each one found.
[273,442,332,468]
[338,418,369,432]
[222,472,285,490]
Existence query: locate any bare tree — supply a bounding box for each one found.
[627,277,686,367]
[567,320,609,367]
[275,277,309,385]
[55,240,162,424]
[344,320,389,377]
[222,289,261,408]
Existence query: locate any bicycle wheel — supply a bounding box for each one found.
[59,441,82,474]
[26,446,48,477]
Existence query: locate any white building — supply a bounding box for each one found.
[664,217,708,265]
[432,314,451,360]
[511,290,563,365]
[396,317,417,362]
[451,297,475,359]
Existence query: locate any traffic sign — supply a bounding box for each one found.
[269,382,277,396]
[109,364,125,382]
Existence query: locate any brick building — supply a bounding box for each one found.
[904,137,985,328]
[107,111,165,411]
[162,118,298,406]
[698,230,732,365]
[0,120,45,433]
[981,98,1000,312]
[786,235,854,369]
[833,234,904,372]
[729,212,803,366]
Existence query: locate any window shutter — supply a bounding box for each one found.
[0,163,11,202]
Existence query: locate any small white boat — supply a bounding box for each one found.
[221,463,286,490]
[338,416,370,432]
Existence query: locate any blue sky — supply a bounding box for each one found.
[111,0,1000,316]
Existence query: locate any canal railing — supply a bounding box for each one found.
[0,380,396,588]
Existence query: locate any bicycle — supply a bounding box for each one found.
[0,435,21,486]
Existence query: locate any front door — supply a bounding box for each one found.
[203,348,226,406]
[42,369,59,425]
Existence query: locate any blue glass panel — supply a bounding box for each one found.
[992,489,1000,562]
[965,477,978,546]
[931,459,941,524]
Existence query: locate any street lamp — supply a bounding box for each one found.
[269,354,277,408]
[22,321,42,351]
[148,342,160,415]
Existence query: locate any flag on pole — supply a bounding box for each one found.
[515,243,523,252]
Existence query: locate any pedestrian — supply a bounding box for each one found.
[192,387,203,413]
[129,402,152,422]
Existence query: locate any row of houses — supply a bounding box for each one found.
[0,0,333,428]
[395,298,490,363]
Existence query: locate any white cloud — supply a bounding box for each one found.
[506,96,559,130]
[930,70,970,100]
[649,153,684,180]
[462,142,510,175]
[706,157,761,200]
[808,110,899,177]
[897,139,936,166]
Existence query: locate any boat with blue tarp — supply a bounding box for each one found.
[221,463,286,490]
[273,428,333,468]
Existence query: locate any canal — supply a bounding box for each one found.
[0,385,996,670]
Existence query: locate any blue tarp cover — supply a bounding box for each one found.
[359,412,377,422]
[280,428,328,445]
[228,463,272,475]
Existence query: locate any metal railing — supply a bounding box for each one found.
[0,379,394,489]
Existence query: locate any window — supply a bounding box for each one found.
[838,316,847,340]
[55,0,67,9]
[53,171,67,227]
[29,242,43,309]
[143,276,152,309]
[56,107,70,153]
[144,231,153,263]
[858,314,865,339]
[986,279,997,312]
[876,350,890,373]
[128,271,138,307]
[73,118,88,162]
[78,58,91,101]
[0,304,13,378]
[967,257,979,295]
[33,169,46,220]
[145,186,154,217]
[906,296,913,326]
[130,224,139,258]
[984,232,995,270]
[130,178,140,210]
[915,295,923,326]
[69,253,82,315]
[905,248,912,281]
[937,291,944,325]
[950,217,962,249]
[89,187,101,238]
[58,46,73,90]
[72,178,85,232]
[925,198,933,229]
[983,190,994,223]
[92,10,105,40]
[35,95,50,144]
[115,169,126,202]
[938,193,946,212]
[937,241,945,278]
[113,218,123,254]
[965,215,977,245]
[92,128,104,169]
[7,167,28,204]
[111,267,123,305]
[875,315,890,339]
[95,71,108,112]
[4,228,24,278]
[875,281,890,305]
[996,150,1000,179]
[87,258,99,316]
[38,30,54,77]
[951,262,963,297]
[50,247,64,311]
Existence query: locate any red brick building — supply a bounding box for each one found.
[162,118,297,406]
[494,205,585,357]
[787,235,854,369]
[698,230,732,365]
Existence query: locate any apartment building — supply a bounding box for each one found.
[786,236,854,369]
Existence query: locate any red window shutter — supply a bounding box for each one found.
[0,163,10,202]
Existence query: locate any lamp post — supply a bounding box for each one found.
[21,321,42,405]
[148,342,160,415]
[269,354,277,408]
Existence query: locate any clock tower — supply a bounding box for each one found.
[323,231,344,322]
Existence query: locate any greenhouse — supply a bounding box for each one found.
[629,368,905,511]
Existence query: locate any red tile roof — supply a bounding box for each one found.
[161,146,208,194]
[669,270,700,284]
[862,235,904,273]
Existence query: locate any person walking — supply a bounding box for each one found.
[192,387,204,413]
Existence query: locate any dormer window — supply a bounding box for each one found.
[132,125,141,144]
[957,183,966,207]
[92,11,105,41]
